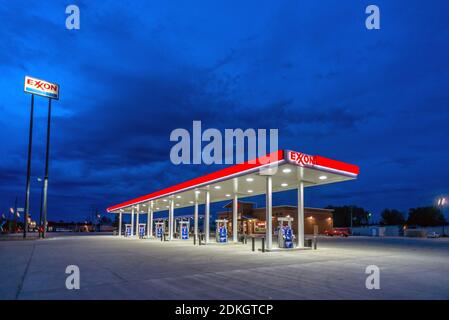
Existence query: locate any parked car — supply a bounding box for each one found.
[324,228,350,237]
[427,231,440,238]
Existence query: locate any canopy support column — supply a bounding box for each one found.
[118,211,122,236]
[147,202,153,238]
[265,175,273,250]
[233,178,238,242]
[194,193,199,242]
[169,199,174,240]
[136,204,140,237]
[205,190,210,244]
[297,181,305,248]
[131,206,135,237]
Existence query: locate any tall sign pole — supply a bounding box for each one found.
[23,76,59,239]
[42,98,52,238]
[23,94,35,238]
[38,179,44,235]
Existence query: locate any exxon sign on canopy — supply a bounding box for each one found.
[24,76,59,100]
[286,150,316,166]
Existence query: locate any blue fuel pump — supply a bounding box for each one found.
[282,226,294,248]
[277,217,295,249]
[178,219,190,240]
[125,224,132,237]
[138,223,146,239]
[155,221,164,239]
[215,219,228,243]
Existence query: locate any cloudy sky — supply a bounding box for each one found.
[1,0,448,222]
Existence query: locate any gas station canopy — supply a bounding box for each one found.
[107,149,359,214]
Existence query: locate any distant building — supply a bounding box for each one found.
[47,221,94,232]
[216,201,333,236]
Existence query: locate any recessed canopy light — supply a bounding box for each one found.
[142,204,147,207]
[176,204,180,207]
[195,190,201,194]
[214,186,221,189]
[246,177,254,182]
[281,183,288,187]
[225,194,231,197]
[319,175,327,180]
[156,207,160,210]
[247,190,253,193]
[165,206,169,208]
[163,199,168,202]
[282,168,291,173]
[176,195,181,199]
[189,201,194,204]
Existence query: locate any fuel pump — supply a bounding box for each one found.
[155,221,165,239]
[178,219,190,240]
[215,219,228,243]
[124,224,132,237]
[277,216,295,248]
[138,223,146,239]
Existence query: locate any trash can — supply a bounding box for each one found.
[305,238,313,248]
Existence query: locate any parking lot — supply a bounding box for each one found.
[1,234,449,300]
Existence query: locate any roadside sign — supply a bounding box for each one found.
[24,76,59,100]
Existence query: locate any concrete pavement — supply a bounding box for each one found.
[1,234,449,300]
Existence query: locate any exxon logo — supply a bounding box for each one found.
[27,79,58,91]
[287,151,316,167]
[24,76,59,100]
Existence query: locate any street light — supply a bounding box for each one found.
[437,197,447,207]
[437,197,447,236]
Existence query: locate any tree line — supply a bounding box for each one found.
[327,205,446,228]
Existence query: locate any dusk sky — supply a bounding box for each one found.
[1,0,448,222]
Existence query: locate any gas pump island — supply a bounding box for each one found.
[155,221,165,239]
[138,223,146,239]
[178,219,190,240]
[277,217,295,249]
[215,219,228,243]
[123,223,145,238]
[124,224,132,237]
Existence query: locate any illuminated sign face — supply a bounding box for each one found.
[254,221,266,233]
[24,76,59,100]
[287,150,316,167]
